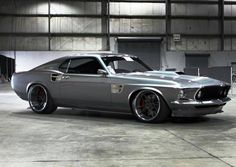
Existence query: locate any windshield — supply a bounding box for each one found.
[102,56,153,74]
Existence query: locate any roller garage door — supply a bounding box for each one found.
[0,55,15,80]
[185,53,210,68]
[117,37,161,70]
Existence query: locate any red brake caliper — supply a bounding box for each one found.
[37,88,44,102]
[140,99,145,108]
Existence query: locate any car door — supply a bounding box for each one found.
[59,57,111,110]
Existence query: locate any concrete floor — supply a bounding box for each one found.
[0,83,236,167]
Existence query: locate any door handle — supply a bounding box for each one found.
[62,75,70,79]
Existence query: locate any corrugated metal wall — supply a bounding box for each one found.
[0,0,235,51]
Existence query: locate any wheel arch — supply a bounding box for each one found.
[26,82,47,94]
[128,87,171,113]
[26,81,57,114]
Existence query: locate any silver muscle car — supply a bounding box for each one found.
[11,53,231,123]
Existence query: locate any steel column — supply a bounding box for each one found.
[166,0,171,51]
[48,0,51,51]
[219,0,224,51]
[101,0,110,50]
[107,0,110,50]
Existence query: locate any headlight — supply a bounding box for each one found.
[223,89,228,96]
[11,75,14,89]
[178,89,187,100]
[196,90,202,100]
[219,90,224,96]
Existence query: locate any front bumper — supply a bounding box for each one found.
[170,97,231,117]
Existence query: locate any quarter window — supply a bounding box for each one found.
[67,58,104,74]
[59,60,70,73]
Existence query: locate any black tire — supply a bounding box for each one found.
[131,90,170,123]
[28,84,57,114]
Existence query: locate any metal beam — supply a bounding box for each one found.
[107,0,111,50]
[0,33,106,37]
[51,0,102,2]
[166,0,171,51]
[0,13,103,18]
[110,0,165,3]
[51,14,102,18]
[48,0,51,51]
[51,33,106,37]
[110,15,165,19]
[225,16,236,20]
[110,33,224,38]
[0,13,49,17]
[52,0,166,3]
[101,0,110,50]
[225,1,236,5]
[1,32,234,38]
[110,33,166,37]
[171,0,218,4]
[51,0,235,3]
[171,15,220,20]
[111,33,223,38]
[0,33,51,37]
[219,0,224,51]
[0,13,224,20]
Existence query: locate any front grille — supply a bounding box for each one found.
[195,85,230,101]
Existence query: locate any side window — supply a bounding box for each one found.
[67,58,104,74]
[59,60,70,73]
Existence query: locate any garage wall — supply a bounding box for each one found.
[0,0,103,51]
[110,2,165,15]
[161,51,236,71]
[0,0,236,72]
[171,3,218,16]
[170,37,220,51]
[224,3,236,50]
[110,19,165,34]
[109,2,165,34]
[0,0,233,51]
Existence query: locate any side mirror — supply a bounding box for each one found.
[97,69,108,76]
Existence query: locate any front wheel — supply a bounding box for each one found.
[28,84,57,114]
[132,90,170,123]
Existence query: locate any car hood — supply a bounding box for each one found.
[115,71,227,88]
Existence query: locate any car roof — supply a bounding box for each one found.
[55,53,136,61]
[32,53,138,71]
[33,53,137,70]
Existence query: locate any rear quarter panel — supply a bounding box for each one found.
[12,71,60,103]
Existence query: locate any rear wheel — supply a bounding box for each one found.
[132,90,170,123]
[28,84,57,114]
